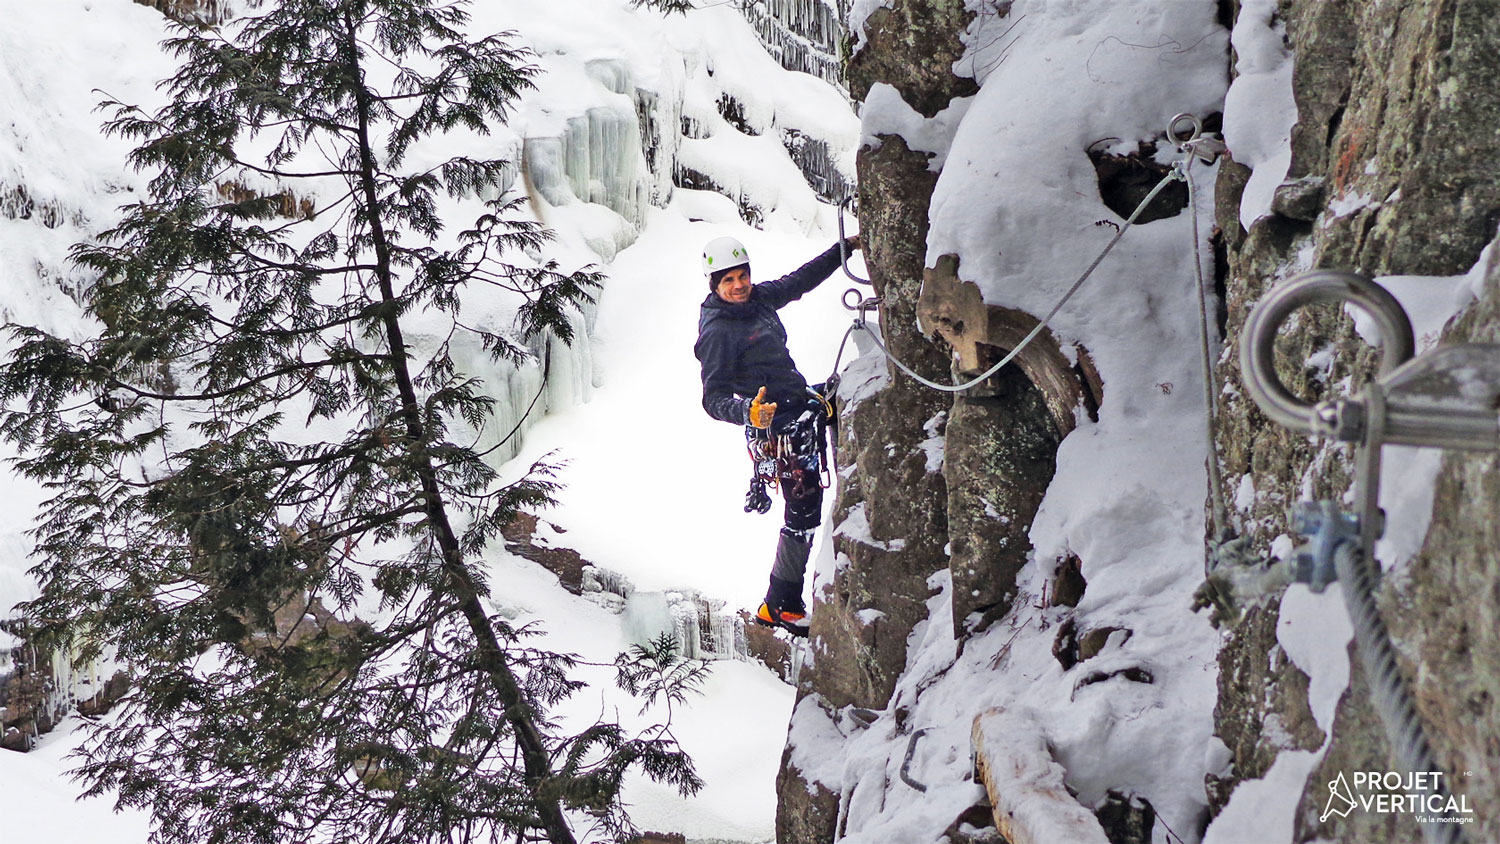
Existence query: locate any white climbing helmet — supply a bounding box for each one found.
[702,236,750,277]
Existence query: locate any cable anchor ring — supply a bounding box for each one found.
[1167,112,1226,164]
[842,287,880,314]
[1241,270,1414,439]
[1167,112,1203,145]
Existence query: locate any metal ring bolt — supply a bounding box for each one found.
[1167,112,1204,145]
[1240,270,1415,434]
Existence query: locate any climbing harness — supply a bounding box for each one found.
[833,114,1218,395]
[1242,270,1500,844]
[742,393,834,513]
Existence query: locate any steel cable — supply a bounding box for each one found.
[1183,160,1232,550]
[1334,536,1464,844]
[842,168,1182,394]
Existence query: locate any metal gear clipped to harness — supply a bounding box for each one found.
[742,399,833,513]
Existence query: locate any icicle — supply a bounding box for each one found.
[584,565,636,600]
[522,59,653,229]
[740,0,848,92]
[780,128,853,205]
[0,629,16,679]
[617,585,750,662]
[671,596,702,661]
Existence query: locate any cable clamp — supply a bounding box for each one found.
[1288,501,1374,593]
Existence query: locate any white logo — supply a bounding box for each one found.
[1322,770,1476,826]
[1322,772,1357,822]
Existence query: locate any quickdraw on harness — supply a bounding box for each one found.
[743,391,835,514]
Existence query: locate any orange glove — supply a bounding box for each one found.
[748,386,777,429]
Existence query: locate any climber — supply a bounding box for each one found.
[694,233,861,636]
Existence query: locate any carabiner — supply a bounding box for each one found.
[838,197,871,284]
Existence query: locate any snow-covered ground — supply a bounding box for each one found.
[0,0,859,841]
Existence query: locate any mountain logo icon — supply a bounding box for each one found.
[1321,772,1358,822]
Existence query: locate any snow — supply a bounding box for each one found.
[504,207,855,603]
[1,0,1488,841]
[919,410,947,472]
[1326,189,1377,219]
[1328,254,1493,577]
[1277,585,1353,732]
[859,84,974,172]
[0,720,154,841]
[972,707,1111,844]
[0,0,172,335]
[485,551,795,840]
[1202,748,1324,844]
[1221,0,1297,229]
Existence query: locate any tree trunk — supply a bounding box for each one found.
[343,15,576,844]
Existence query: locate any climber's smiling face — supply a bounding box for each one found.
[716,266,752,304]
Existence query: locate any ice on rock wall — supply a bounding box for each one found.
[634,85,683,208]
[508,2,854,235]
[519,56,674,254]
[524,106,649,227]
[742,0,849,93]
[134,0,239,26]
[600,568,748,662]
[780,128,853,205]
[671,6,857,224]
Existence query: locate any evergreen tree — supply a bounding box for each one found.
[0,2,703,841]
[629,0,697,12]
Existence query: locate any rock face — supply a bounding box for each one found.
[774,0,1087,837]
[0,633,63,752]
[0,627,128,752]
[1207,0,1500,840]
[776,129,955,844]
[774,2,972,839]
[942,372,1059,637]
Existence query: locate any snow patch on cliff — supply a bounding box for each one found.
[1221,0,1298,228]
[859,84,973,171]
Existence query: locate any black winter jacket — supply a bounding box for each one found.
[695,242,845,430]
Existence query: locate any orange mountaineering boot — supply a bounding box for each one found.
[756,602,809,637]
